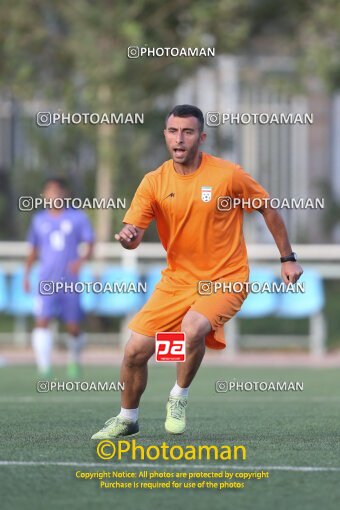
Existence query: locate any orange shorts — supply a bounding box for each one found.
[128,281,248,350]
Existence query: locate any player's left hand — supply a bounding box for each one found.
[281,261,303,285]
[68,259,84,275]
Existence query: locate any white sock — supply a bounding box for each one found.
[170,381,189,398]
[32,328,53,374]
[118,407,139,422]
[66,333,86,363]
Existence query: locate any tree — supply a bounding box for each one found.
[1,0,338,241]
[0,0,251,240]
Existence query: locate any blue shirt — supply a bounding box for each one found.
[27,208,95,282]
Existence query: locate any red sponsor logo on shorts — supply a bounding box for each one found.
[155,332,186,362]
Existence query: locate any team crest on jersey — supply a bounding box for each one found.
[201,186,212,202]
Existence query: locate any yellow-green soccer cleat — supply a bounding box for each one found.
[67,361,80,380]
[165,396,188,434]
[91,416,139,440]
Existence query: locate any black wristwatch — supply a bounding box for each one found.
[280,252,298,263]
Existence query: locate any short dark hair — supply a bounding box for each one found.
[166,104,204,132]
[43,177,69,190]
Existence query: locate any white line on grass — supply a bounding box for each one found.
[0,396,339,404]
[0,461,339,472]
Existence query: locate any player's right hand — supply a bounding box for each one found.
[114,224,139,245]
[23,275,30,293]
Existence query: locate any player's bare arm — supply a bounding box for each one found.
[259,205,303,284]
[68,241,95,274]
[23,245,39,293]
[115,223,145,250]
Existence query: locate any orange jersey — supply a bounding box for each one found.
[123,152,269,286]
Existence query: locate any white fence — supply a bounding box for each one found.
[0,242,338,355]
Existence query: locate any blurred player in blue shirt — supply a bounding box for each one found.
[24,178,95,377]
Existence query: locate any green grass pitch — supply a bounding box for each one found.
[0,364,339,510]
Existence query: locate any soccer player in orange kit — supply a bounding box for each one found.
[91,104,303,439]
